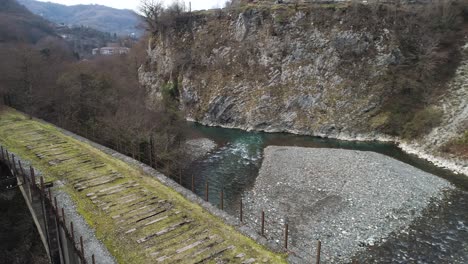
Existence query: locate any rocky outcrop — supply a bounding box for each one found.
[395,43,468,176]
[140,5,402,136]
[139,3,468,175]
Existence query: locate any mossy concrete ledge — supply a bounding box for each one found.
[0,108,287,264]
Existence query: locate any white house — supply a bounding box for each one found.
[92,47,130,56]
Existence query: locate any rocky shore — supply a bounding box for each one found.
[184,138,217,162]
[195,118,468,178]
[243,146,453,263]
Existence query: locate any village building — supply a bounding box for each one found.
[92,46,130,56]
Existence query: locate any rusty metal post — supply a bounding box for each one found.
[220,189,224,210]
[54,197,66,262]
[284,223,289,249]
[18,160,25,183]
[70,221,75,243]
[29,166,35,200]
[179,168,182,185]
[261,211,265,236]
[6,150,10,166]
[30,166,35,188]
[62,208,66,226]
[39,176,51,256]
[80,236,85,260]
[148,136,153,168]
[205,182,209,202]
[191,174,195,193]
[316,240,321,264]
[240,198,243,223]
[40,176,45,194]
[150,135,155,168]
[11,154,16,177]
[92,254,96,264]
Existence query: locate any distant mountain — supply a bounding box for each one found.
[0,0,56,43]
[17,0,143,36]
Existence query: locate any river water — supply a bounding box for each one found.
[181,123,468,263]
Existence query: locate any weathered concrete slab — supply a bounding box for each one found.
[244,146,453,263]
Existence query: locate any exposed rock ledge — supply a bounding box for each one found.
[243,146,453,263]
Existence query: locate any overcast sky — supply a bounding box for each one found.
[37,0,226,11]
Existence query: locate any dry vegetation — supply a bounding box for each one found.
[247,0,467,139]
[0,39,188,175]
[442,128,468,158]
[0,0,189,176]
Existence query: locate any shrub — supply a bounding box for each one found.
[441,130,468,158]
[456,131,468,145]
[402,107,443,139]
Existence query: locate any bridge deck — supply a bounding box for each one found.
[0,109,286,264]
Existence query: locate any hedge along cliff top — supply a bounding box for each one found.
[0,108,286,264]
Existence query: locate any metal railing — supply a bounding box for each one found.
[0,145,95,264]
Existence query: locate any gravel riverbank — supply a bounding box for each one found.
[243,146,453,263]
[184,138,217,161]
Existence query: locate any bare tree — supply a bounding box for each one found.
[140,0,165,34]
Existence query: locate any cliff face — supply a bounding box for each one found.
[140,2,467,163]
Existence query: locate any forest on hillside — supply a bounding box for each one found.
[0,0,188,176]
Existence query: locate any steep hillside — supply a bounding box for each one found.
[18,0,142,36]
[141,2,465,134]
[139,1,468,171]
[0,0,55,43]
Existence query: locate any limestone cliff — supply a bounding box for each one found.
[140,2,468,172]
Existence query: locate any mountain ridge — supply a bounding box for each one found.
[17,0,142,36]
[0,0,56,43]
